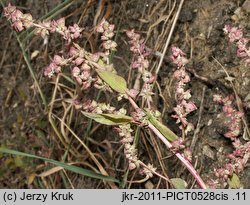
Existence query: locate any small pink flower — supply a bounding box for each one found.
[127,89,139,98]
[126,29,140,41]
[69,24,83,38]
[81,63,91,70]
[213,94,243,139]
[171,138,185,150]
[96,19,106,33]
[108,24,115,32]
[13,20,24,32]
[228,27,243,42]
[35,21,51,38]
[52,55,63,65]
[52,18,66,32]
[11,9,23,21]
[74,57,84,66]
[172,46,186,57]
[44,60,62,78]
[4,4,33,32]
[223,104,234,114]
[184,101,197,113]
[72,67,80,77]
[171,55,188,67]
[223,25,231,34]
[3,3,16,18]
[224,25,250,66]
[171,47,189,67]
[69,46,78,57]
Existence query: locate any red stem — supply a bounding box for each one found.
[128,96,207,189]
[148,123,207,189]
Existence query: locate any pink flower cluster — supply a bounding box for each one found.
[72,65,93,90]
[139,75,155,103]
[74,98,153,174]
[4,3,83,42]
[139,164,156,179]
[4,3,33,32]
[80,100,116,114]
[126,30,155,102]
[223,25,250,66]
[96,19,117,51]
[74,99,156,176]
[42,18,119,91]
[68,44,96,90]
[171,47,197,131]
[213,94,243,139]
[86,105,140,171]
[44,55,68,78]
[74,99,153,174]
[34,18,83,40]
[171,138,192,162]
[171,47,189,67]
[212,139,250,187]
[41,18,118,88]
[37,18,82,41]
[126,29,150,73]
[116,123,157,177]
[116,124,139,170]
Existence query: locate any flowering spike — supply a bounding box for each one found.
[224,25,250,66]
[171,47,197,131]
[213,94,243,139]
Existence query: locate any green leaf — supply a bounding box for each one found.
[81,111,132,125]
[146,111,178,142]
[170,178,187,189]
[97,70,127,94]
[228,173,241,189]
[97,59,106,67]
[0,147,119,183]
[101,113,132,120]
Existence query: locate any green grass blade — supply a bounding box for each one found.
[0,147,119,183]
[15,33,48,110]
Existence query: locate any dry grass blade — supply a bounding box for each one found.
[155,0,185,76]
[39,166,65,177]
[54,114,118,188]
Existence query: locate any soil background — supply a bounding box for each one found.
[0,0,250,188]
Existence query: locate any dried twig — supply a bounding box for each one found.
[155,0,185,76]
[190,86,206,151]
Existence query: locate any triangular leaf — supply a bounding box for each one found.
[228,173,241,189]
[97,70,127,94]
[170,178,187,189]
[97,59,106,68]
[81,111,132,125]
